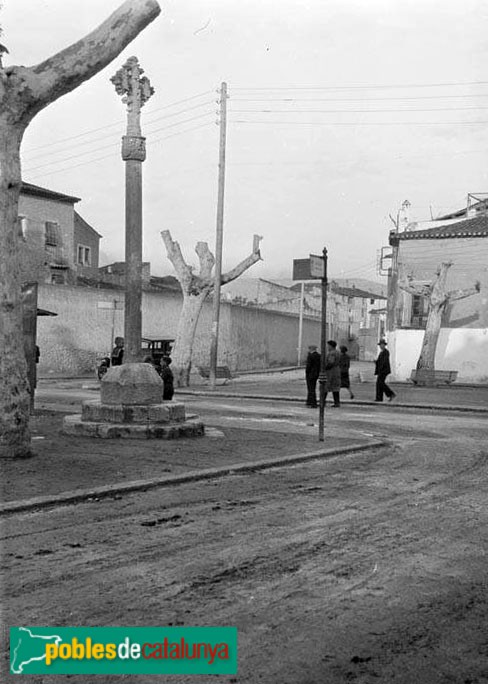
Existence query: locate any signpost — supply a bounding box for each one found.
[292,250,328,440]
[318,248,328,442]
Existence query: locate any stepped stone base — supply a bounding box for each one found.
[63,414,204,440]
[64,362,204,440]
[82,400,186,424]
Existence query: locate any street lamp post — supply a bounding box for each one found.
[111,57,154,363]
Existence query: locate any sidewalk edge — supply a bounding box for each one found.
[177,391,488,414]
[0,440,386,515]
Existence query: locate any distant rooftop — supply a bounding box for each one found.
[330,284,386,300]
[21,181,80,204]
[394,214,488,241]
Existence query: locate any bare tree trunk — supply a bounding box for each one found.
[416,303,444,371]
[399,261,480,375]
[172,290,210,386]
[0,125,32,457]
[0,0,160,458]
[161,230,262,387]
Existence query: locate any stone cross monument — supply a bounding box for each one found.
[111,56,154,363]
[62,59,204,439]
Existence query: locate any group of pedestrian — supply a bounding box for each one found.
[109,337,174,401]
[143,354,174,401]
[305,339,395,407]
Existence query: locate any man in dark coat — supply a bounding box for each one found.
[374,339,396,402]
[324,340,341,407]
[111,336,124,366]
[305,344,321,408]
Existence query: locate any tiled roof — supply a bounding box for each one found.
[395,214,488,240]
[74,211,102,238]
[330,284,386,300]
[21,181,80,204]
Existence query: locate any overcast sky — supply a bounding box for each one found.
[3,0,488,282]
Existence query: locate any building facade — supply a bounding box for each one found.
[19,182,101,284]
[387,214,488,383]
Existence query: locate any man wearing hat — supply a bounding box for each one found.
[374,339,396,402]
[305,344,321,408]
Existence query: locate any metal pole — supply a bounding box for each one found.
[297,281,305,365]
[209,82,228,388]
[318,247,328,441]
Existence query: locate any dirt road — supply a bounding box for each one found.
[2,403,488,683]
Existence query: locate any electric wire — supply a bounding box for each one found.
[232,94,488,102]
[232,80,488,91]
[230,119,488,126]
[23,112,215,173]
[23,101,216,162]
[22,90,215,153]
[229,106,488,114]
[26,122,215,182]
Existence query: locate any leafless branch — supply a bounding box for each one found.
[449,281,481,302]
[398,274,432,298]
[221,234,263,285]
[195,241,215,280]
[7,0,160,123]
[161,230,193,290]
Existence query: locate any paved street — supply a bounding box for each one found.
[2,383,488,683]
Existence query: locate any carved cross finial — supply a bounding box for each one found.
[111,56,154,135]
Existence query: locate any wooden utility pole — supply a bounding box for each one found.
[318,248,328,442]
[297,282,305,365]
[209,82,228,388]
[111,57,154,364]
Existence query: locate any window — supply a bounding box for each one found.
[51,272,66,285]
[17,216,27,240]
[45,221,59,246]
[410,295,428,329]
[77,244,92,266]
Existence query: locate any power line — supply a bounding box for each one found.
[23,112,215,173]
[225,146,486,168]
[143,111,215,137]
[233,80,488,91]
[26,122,215,181]
[231,94,488,102]
[23,101,216,162]
[230,119,488,126]
[229,106,488,114]
[21,90,214,153]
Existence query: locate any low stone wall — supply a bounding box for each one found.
[36,283,322,377]
[390,328,488,384]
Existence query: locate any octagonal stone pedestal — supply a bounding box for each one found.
[62,363,204,439]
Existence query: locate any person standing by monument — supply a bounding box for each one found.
[339,345,354,400]
[111,337,124,367]
[160,356,175,401]
[305,344,321,408]
[374,339,396,402]
[324,340,341,407]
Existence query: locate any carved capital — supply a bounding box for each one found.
[111,56,154,132]
[121,135,146,161]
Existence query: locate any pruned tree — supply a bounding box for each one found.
[0,0,160,458]
[161,230,263,386]
[399,262,480,371]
